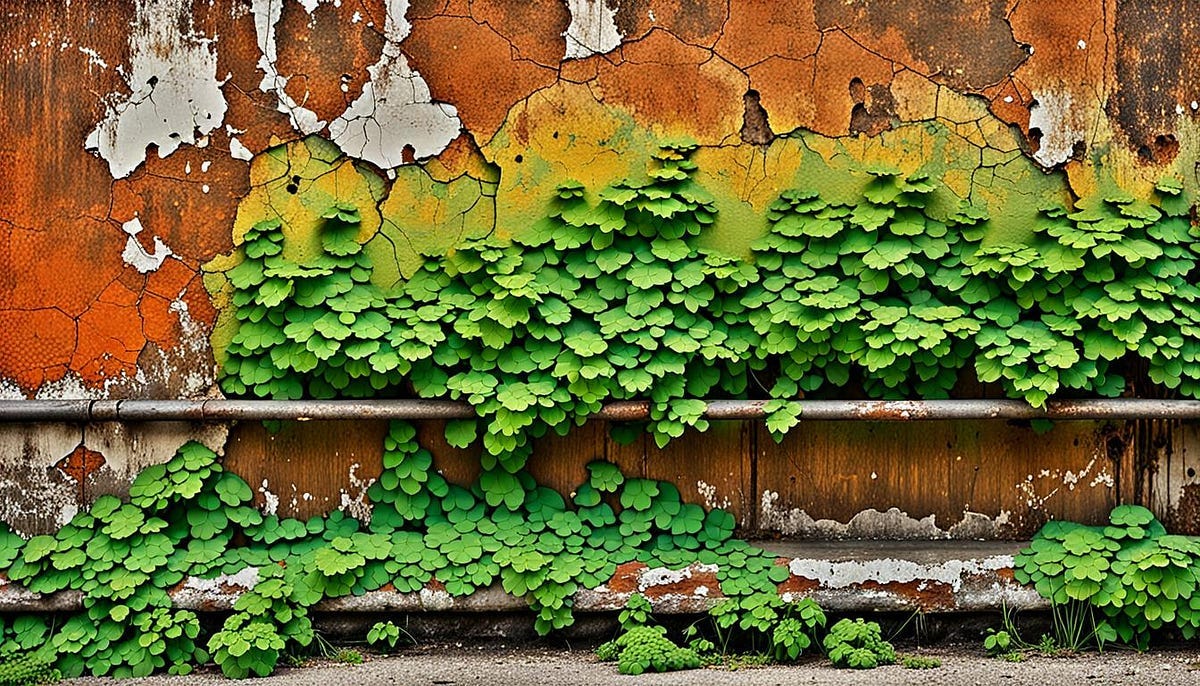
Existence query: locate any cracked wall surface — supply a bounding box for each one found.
[3,0,1200,535]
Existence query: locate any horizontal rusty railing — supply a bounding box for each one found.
[1,398,1200,422]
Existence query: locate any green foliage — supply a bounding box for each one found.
[0,649,60,686]
[595,594,702,675]
[220,154,1200,481]
[708,594,826,661]
[208,613,287,679]
[614,626,701,675]
[0,422,798,680]
[332,649,363,665]
[1014,505,1200,650]
[823,619,896,669]
[983,629,1013,656]
[365,622,407,651]
[900,654,941,669]
[618,593,653,632]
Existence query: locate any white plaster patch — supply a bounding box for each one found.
[638,563,718,593]
[259,479,281,516]
[252,0,326,135]
[328,0,461,168]
[787,555,1014,593]
[120,217,174,273]
[1028,90,1080,167]
[84,0,227,179]
[759,491,1008,540]
[337,461,376,520]
[171,566,261,608]
[563,0,623,60]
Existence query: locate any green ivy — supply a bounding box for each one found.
[217,147,1199,471]
[0,422,797,679]
[1014,504,1200,650]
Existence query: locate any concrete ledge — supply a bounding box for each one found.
[0,541,1045,615]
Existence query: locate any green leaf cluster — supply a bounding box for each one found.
[1014,504,1200,649]
[0,421,804,679]
[822,618,896,669]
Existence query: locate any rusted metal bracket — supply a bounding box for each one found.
[2,398,1200,422]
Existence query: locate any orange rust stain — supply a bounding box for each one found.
[273,1,385,124]
[811,31,895,136]
[606,562,646,594]
[776,575,821,596]
[56,445,107,500]
[588,30,746,142]
[0,309,77,390]
[469,0,570,68]
[614,0,729,47]
[858,579,957,611]
[638,567,722,599]
[404,15,561,143]
[714,1,820,70]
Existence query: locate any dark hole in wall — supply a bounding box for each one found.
[740,90,774,146]
[1136,134,1180,165]
[848,81,897,137]
[1106,434,1126,463]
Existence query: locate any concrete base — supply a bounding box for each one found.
[0,541,1045,615]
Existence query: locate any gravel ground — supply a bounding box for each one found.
[64,643,1200,686]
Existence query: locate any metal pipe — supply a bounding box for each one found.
[0,398,1199,422]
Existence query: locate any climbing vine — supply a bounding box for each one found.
[0,424,794,679]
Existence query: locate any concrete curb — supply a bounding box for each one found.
[0,541,1045,615]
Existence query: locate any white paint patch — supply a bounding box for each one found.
[695,480,730,510]
[562,0,623,60]
[1028,90,1080,167]
[252,0,326,135]
[338,462,376,520]
[759,491,1007,540]
[120,217,173,273]
[229,137,254,161]
[78,46,108,70]
[84,0,227,179]
[171,566,261,608]
[259,479,281,516]
[328,0,461,168]
[787,555,1014,593]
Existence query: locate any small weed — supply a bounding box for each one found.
[333,649,363,665]
[900,654,941,669]
[1000,652,1027,663]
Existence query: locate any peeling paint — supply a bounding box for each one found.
[84,0,227,179]
[251,0,325,135]
[786,554,1013,592]
[328,0,461,167]
[562,0,623,60]
[759,491,1011,540]
[119,217,173,273]
[1028,90,1081,167]
[170,566,260,610]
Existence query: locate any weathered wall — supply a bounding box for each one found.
[3,0,1200,537]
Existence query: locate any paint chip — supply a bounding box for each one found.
[120,217,173,273]
[328,0,461,168]
[84,0,227,179]
[563,0,623,60]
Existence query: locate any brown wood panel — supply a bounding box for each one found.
[1162,422,1200,533]
[643,421,754,530]
[755,420,1118,539]
[419,420,482,488]
[224,420,387,519]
